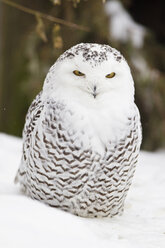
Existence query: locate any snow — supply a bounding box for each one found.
[105,0,146,48]
[0,133,165,248]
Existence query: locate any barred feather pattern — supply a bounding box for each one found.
[16,91,141,218]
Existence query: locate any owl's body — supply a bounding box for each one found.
[15,43,142,217]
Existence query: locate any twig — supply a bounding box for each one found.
[0,0,90,32]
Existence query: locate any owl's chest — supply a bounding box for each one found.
[42,102,133,156]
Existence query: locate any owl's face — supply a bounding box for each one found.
[43,43,135,106]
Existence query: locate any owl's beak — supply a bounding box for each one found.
[93,85,97,98]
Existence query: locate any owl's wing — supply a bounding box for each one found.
[134,104,142,145]
[14,91,44,187]
[23,91,44,141]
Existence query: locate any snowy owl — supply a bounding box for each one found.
[15,43,142,217]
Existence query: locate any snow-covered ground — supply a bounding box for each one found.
[0,133,165,248]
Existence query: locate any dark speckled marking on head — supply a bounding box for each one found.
[57,43,125,66]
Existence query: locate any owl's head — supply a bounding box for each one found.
[43,43,135,107]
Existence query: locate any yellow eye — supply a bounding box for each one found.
[106,72,116,78]
[73,70,85,76]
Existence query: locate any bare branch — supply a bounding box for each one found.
[0,0,90,32]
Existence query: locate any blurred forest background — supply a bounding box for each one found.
[0,0,164,151]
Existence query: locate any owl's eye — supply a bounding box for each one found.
[73,70,85,76]
[106,72,116,78]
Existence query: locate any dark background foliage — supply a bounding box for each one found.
[0,0,165,150]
